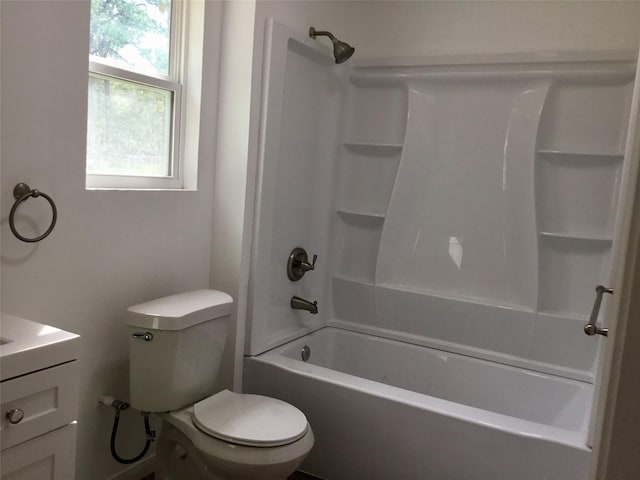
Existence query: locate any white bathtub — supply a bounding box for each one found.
[244,327,592,480]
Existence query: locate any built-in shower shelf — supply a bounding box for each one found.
[332,274,375,287]
[337,209,386,219]
[343,142,404,154]
[539,231,613,243]
[537,310,589,322]
[537,150,623,163]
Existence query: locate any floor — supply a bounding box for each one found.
[289,473,320,480]
[141,471,320,479]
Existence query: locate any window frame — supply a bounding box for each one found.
[86,0,187,190]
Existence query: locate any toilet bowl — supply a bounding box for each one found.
[126,290,314,480]
[155,391,314,480]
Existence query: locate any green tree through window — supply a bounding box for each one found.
[90,0,171,75]
[87,0,180,185]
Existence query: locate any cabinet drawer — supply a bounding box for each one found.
[1,361,79,450]
[0,422,77,479]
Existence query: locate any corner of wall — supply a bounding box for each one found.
[210,0,257,391]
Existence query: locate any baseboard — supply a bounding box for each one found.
[105,455,155,480]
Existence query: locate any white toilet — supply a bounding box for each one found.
[126,289,314,480]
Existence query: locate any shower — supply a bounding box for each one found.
[242,19,640,480]
[308,26,355,64]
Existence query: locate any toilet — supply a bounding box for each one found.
[126,289,314,480]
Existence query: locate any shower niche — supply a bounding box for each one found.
[328,59,634,381]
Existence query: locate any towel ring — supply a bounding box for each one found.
[9,183,57,243]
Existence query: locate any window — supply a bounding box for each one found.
[87,0,194,189]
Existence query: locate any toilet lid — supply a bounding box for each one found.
[192,390,308,447]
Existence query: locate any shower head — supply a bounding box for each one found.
[309,26,355,64]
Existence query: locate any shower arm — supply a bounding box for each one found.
[309,28,337,42]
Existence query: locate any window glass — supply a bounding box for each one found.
[89,0,172,76]
[87,73,173,177]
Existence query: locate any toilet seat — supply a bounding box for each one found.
[192,390,309,447]
[159,408,314,479]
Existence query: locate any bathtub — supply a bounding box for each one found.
[243,326,592,480]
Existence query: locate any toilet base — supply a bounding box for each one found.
[155,422,222,480]
[155,418,313,480]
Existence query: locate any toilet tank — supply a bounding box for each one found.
[126,289,233,412]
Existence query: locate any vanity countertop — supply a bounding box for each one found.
[0,313,80,381]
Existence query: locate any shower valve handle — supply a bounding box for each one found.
[300,255,317,272]
[287,247,318,281]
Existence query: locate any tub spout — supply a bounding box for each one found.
[291,296,318,314]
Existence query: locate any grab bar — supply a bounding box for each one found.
[9,183,57,243]
[584,285,613,337]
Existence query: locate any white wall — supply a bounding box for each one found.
[0,1,221,479]
[247,1,640,65]
[342,1,640,59]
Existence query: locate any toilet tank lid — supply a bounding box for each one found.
[126,290,233,331]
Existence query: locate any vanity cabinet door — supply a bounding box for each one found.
[0,422,77,480]
[0,361,78,450]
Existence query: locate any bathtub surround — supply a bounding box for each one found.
[241,18,639,480]
[217,0,640,390]
[244,20,634,376]
[223,4,640,480]
[330,59,632,383]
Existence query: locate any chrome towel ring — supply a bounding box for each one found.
[9,183,57,243]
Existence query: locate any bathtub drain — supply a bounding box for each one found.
[301,345,311,362]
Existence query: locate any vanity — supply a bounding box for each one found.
[0,313,80,479]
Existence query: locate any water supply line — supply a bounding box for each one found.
[99,395,155,464]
